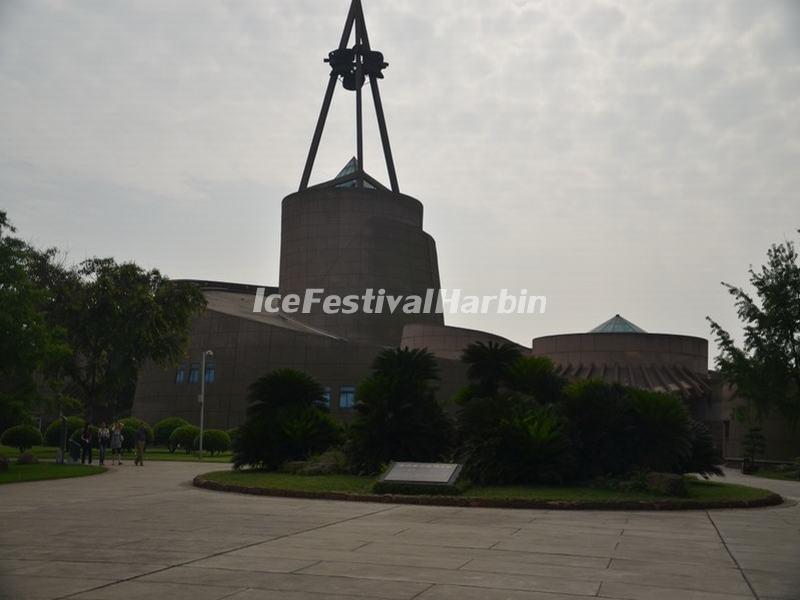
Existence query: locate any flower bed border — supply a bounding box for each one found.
[193,474,784,511]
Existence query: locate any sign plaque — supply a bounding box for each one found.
[379,462,463,486]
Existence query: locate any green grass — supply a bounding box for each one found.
[0,463,106,485]
[0,445,232,463]
[198,471,776,505]
[751,469,800,482]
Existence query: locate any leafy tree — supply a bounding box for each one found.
[0,212,69,430]
[708,231,800,430]
[461,341,522,396]
[677,420,723,477]
[43,416,85,447]
[31,256,206,420]
[233,369,340,470]
[346,348,451,474]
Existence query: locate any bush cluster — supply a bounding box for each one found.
[153,417,190,447]
[170,425,200,453]
[232,345,723,487]
[44,416,85,447]
[193,429,231,455]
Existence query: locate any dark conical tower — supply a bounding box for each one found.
[279,0,443,345]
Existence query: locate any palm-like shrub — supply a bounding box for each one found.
[346,348,452,474]
[193,429,231,456]
[1,424,43,452]
[562,380,637,478]
[627,388,692,472]
[44,416,85,447]
[506,356,566,404]
[170,425,200,453]
[233,369,340,470]
[678,419,723,477]
[458,394,573,484]
[153,417,190,447]
[461,341,522,396]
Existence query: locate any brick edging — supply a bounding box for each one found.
[192,475,784,511]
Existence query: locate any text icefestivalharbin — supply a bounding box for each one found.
[252,288,547,315]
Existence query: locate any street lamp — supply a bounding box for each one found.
[198,349,214,459]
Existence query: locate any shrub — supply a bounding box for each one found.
[233,369,341,470]
[1,425,43,452]
[226,427,240,446]
[17,451,38,465]
[678,419,723,477]
[346,348,452,474]
[506,356,566,404]
[44,416,85,447]
[70,425,99,448]
[119,418,153,444]
[153,417,190,447]
[458,394,573,485]
[626,389,692,472]
[193,429,231,456]
[461,340,523,396]
[561,381,638,479]
[170,425,200,454]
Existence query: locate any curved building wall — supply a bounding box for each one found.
[279,186,443,345]
[402,323,524,361]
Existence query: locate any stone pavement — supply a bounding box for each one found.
[1,462,798,600]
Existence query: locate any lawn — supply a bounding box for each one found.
[0,445,232,463]
[0,463,106,485]
[751,469,800,482]
[197,470,778,508]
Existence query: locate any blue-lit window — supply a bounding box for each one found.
[339,385,356,409]
[320,387,331,409]
[188,364,200,384]
[175,366,186,384]
[204,364,216,384]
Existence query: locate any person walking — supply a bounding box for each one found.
[80,424,93,464]
[110,422,124,465]
[134,425,147,466]
[97,422,110,465]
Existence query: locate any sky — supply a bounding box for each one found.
[1,0,798,363]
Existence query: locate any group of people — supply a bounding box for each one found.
[78,421,148,466]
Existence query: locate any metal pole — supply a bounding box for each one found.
[199,352,206,459]
[355,2,364,185]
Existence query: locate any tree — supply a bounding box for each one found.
[233,369,340,470]
[708,231,800,430]
[0,211,69,431]
[31,256,206,420]
[461,340,523,396]
[506,355,566,404]
[347,348,451,474]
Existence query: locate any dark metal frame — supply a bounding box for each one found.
[299,0,399,193]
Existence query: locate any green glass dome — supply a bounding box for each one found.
[589,314,646,334]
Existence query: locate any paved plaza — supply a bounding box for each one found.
[1,462,798,600]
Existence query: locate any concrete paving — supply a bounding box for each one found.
[1,463,798,600]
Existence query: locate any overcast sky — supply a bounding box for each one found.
[1,0,798,362]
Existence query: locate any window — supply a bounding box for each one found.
[320,387,331,409]
[175,366,186,384]
[339,385,356,409]
[204,364,216,384]
[188,364,200,384]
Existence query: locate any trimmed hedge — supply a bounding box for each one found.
[44,416,85,447]
[70,426,99,448]
[153,417,190,447]
[1,425,43,452]
[119,418,153,444]
[193,429,231,456]
[170,425,200,453]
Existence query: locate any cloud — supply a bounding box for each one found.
[1,0,798,358]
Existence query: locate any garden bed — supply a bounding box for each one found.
[0,463,106,485]
[194,471,783,511]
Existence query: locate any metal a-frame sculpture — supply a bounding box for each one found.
[299,0,400,193]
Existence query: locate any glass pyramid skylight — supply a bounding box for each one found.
[589,314,646,334]
[334,157,375,189]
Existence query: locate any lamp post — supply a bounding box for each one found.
[198,349,213,459]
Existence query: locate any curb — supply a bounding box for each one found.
[192,476,785,511]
